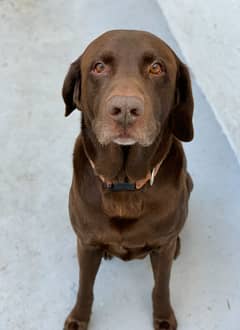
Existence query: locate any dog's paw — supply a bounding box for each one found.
[64,317,88,330]
[154,312,177,330]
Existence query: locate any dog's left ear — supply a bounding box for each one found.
[171,60,194,142]
[62,56,82,117]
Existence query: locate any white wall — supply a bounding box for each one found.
[158,0,240,162]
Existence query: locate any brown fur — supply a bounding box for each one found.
[62,30,194,330]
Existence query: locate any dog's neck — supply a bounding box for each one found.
[81,114,173,184]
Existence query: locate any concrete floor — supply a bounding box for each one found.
[0,1,239,329]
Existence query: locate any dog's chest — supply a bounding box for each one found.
[95,212,178,260]
[74,172,188,260]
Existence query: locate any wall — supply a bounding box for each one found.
[158,0,240,162]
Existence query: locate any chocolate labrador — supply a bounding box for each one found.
[62,30,194,330]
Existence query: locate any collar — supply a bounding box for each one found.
[87,155,165,192]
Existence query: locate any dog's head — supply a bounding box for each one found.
[62,30,194,145]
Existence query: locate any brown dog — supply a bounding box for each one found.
[62,30,194,330]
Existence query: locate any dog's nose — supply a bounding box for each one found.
[107,95,144,125]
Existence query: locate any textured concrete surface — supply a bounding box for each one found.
[158,0,240,163]
[0,1,240,329]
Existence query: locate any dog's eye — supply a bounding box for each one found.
[93,62,106,74]
[149,62,163,75]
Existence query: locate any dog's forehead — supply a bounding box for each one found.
[82,30,176,65]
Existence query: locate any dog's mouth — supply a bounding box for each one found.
[93,116,160,147]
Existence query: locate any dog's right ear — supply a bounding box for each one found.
[62,56,82,116]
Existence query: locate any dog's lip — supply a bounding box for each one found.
[118,132,131,138]
[113,134,136,145]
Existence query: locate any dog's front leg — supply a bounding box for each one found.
[150,239,178,330]
[64,240,102,330]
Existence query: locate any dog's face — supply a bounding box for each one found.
[63,30,194,145]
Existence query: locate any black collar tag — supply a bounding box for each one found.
[103,182,136,192]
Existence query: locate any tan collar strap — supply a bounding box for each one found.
[87,156,165,191]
